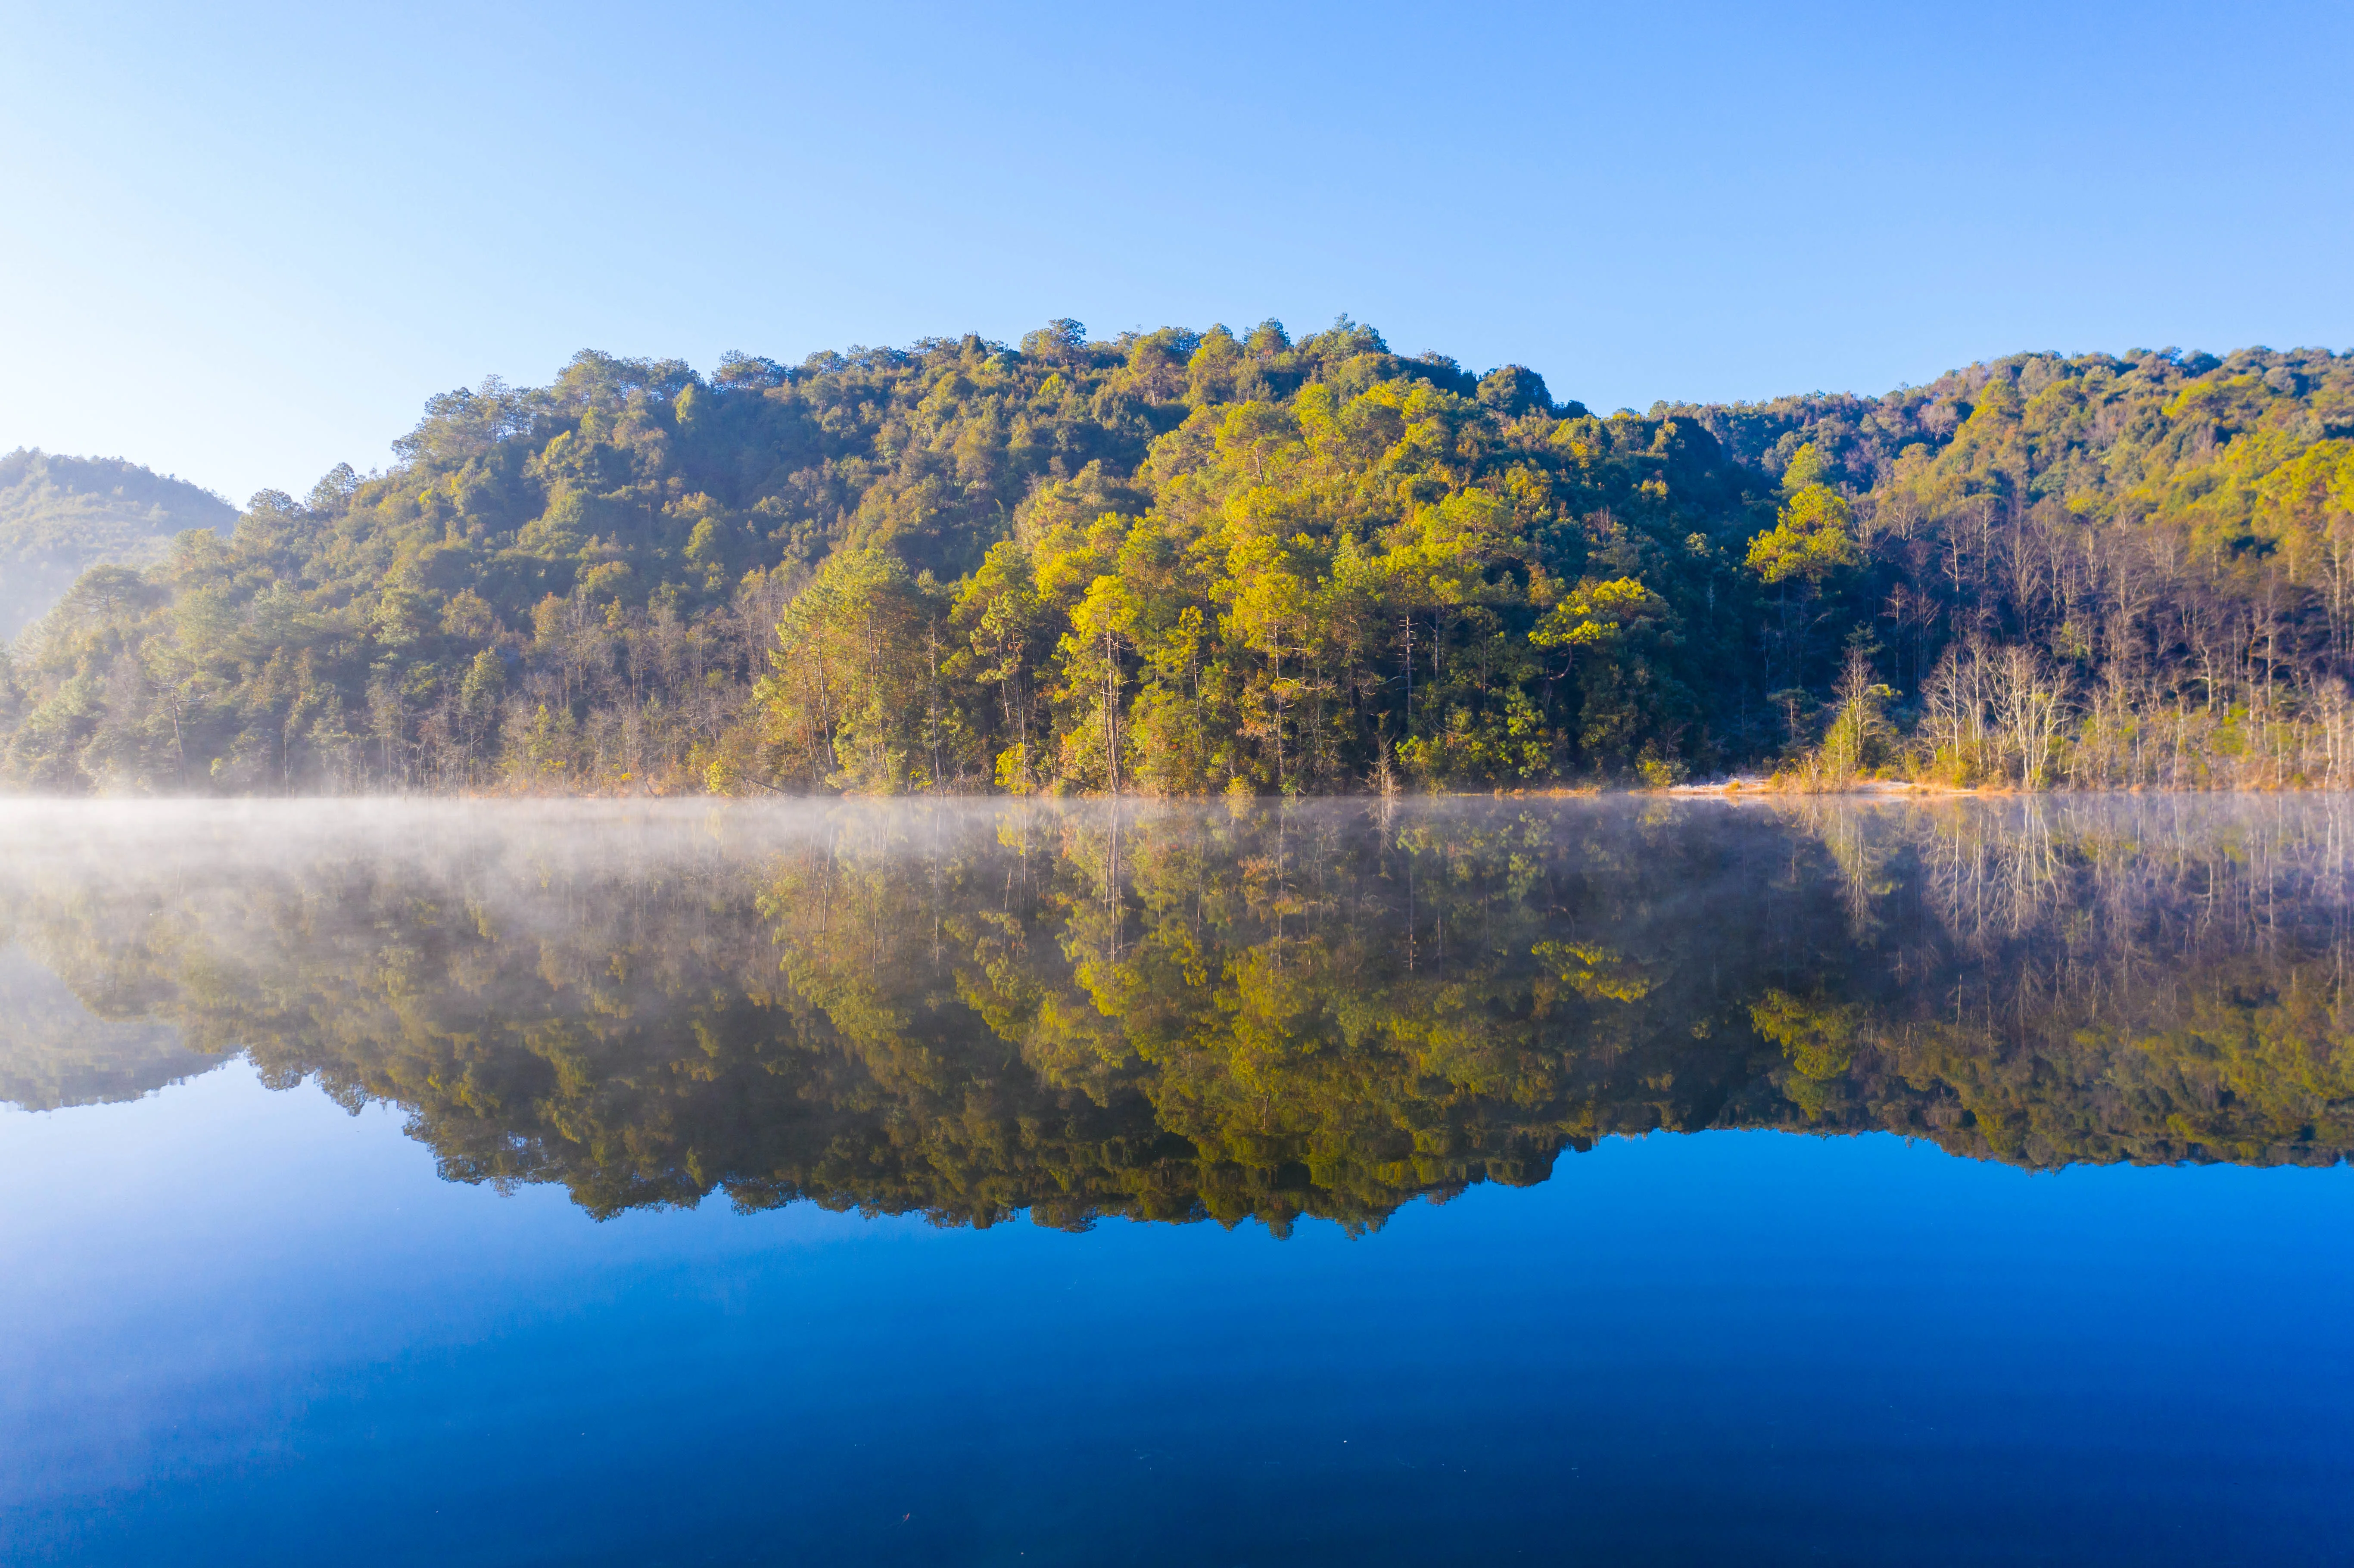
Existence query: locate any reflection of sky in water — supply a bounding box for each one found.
[4,1062,2349,1565]
[0,799,2350,1562]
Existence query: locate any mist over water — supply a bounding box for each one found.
[3,796,2351,1565]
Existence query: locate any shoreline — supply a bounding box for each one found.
[1663,778,1981,798]
[0,780,2343,806]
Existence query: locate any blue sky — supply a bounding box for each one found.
[2,0,2349,502]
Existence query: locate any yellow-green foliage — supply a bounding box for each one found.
[1746,485,1862,585]
[11,335,2354,796]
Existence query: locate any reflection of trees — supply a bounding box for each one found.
[2,797,2350,1231]
[1766,797,2354,1165]
[0,944,211,1110]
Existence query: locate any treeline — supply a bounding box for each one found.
[5,800,2348,1228]
[2,323,2350,794]
[1698,353,2354,790]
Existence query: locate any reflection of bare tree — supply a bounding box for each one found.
[1779,797,1900,940]
[1918,798,2068,943]
[1770,795,2354,1167]
[1784,795,2354,958]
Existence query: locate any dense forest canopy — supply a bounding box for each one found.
[0,448,235,642]
[4,323,2351,795]
[3,799,2348,1229]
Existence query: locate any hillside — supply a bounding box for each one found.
[0,449,237,641]
[1,324,2349,794]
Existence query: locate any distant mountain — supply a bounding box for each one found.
[0,449,237,640]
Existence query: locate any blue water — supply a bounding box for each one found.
[3,1061,2347,1567]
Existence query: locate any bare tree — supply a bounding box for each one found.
[1989,644,2070,789]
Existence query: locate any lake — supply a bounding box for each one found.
[1,796,2349,1565]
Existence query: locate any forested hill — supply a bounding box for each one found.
[0,450,236,641]
[3,320,2351,796]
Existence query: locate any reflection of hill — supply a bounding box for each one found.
[0,799,2347,1225]
[0,945,214,1110]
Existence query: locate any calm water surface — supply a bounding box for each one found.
[0,797,2349,1565]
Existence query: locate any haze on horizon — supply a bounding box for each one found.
[3,0,2350,504]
